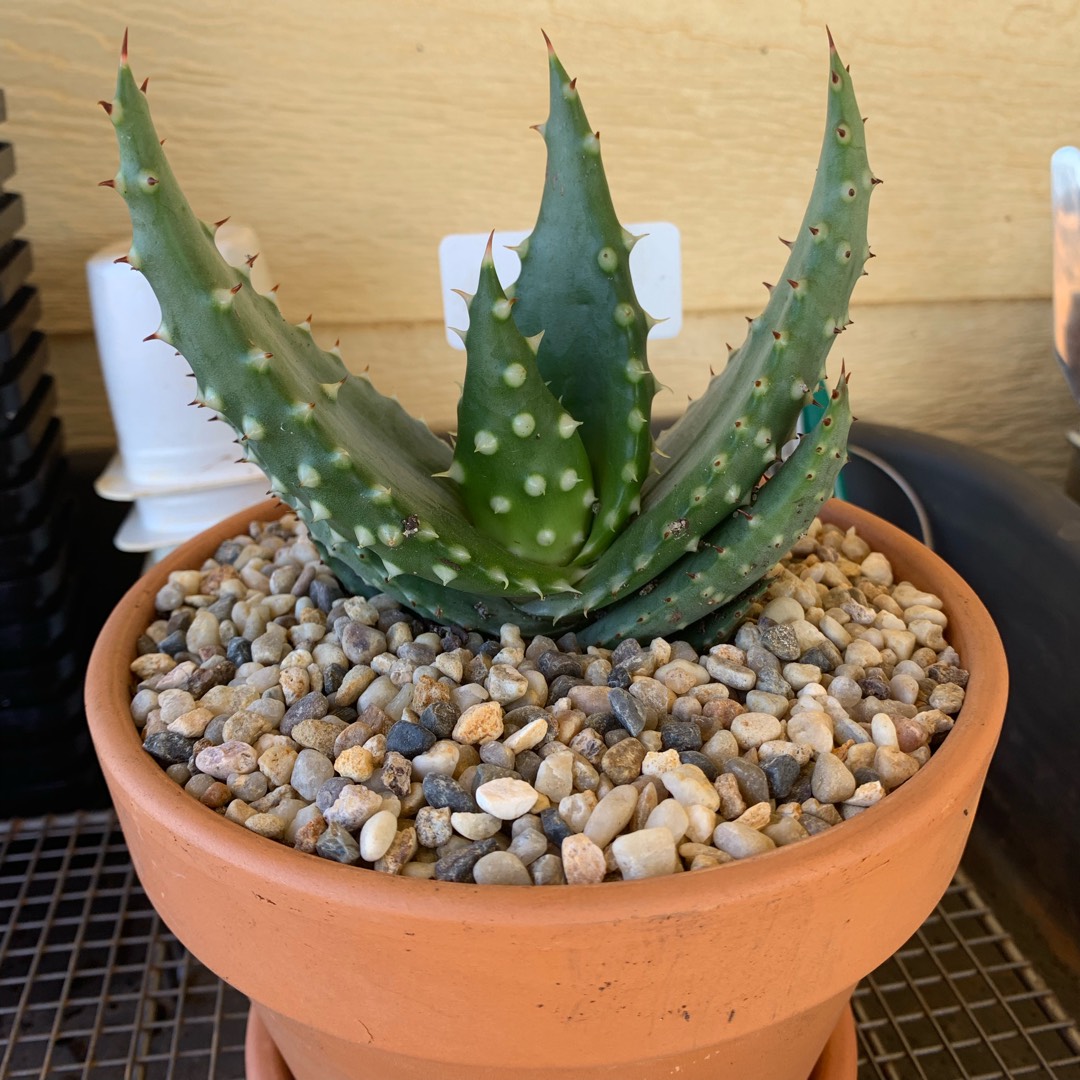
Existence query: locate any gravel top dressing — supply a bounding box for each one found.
[128,512,967,885]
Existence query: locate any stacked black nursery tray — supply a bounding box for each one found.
[0,88,95,816]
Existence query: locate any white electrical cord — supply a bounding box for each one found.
[847,445,935,551]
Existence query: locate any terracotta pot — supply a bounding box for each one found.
[84,499,1007,1080]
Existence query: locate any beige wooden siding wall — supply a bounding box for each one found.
[3,0,1079,482]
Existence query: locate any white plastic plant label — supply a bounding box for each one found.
[438,223,682,350]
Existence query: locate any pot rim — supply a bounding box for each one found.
[84,498,1007,924]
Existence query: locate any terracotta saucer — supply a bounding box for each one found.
[245,1002,858,1080]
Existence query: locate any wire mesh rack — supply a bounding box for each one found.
[1,811,1078,1080]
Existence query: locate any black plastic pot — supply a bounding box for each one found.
[845,421,1080,955]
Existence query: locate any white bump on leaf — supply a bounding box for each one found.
[557,413,581,439]
[524,474,546,497]
[297,463,321,488]
[474,430,499,455]
[511,413,536,438]
[559,468,580,492]
[490,496,511,515]
[309,500,331,521]
[492,298,514,321]
[614,302,636,327]
[627,408,647,433]
[433,564,458,585]
[378,523,404,548]
[447,545,471,563]
[536,528,557,547]
[355,525,376,548]
[241,416,264,441]
[503,363,527,387]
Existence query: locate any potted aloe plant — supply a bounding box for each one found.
[85,27,1007,1080]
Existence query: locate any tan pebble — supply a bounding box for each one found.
[860,552,894,586]
[411,674,450,711]
[641,749,681,777]
[632,782,659,831]
[811,752,857,803]
[734,801,772,830]
[335,745,376,782]
[530,853,567,885]
[158,689,196,724]
[629,676,676,714]
[929,682,965,715]
[451,811,503,840]
[870,713,899,748]
[168,707,214,738]
[571,755,600,792]
[730,712,783,751]
[473,851,532,885]
[802,798,842,826]
[258,745,297,787]
[874,746,921,789]
[762,815,809,847]
[713,821,777,859]
[684,803,717,844]
[758,740,813,767]
[645,797,690,841]
[845,780,886,808]
[583,785,639,848]
[534,751,574,802]
[653,659,711,695]
[567,684,612,714]
[279,666,310,705]
[401,861,437,879]
[475,777,539,820]
[452,701,505,744]
[714,773,747,821]
[324,784,382,830]
[503,716,549,754]
[638,729,663,753]
[661,764,721,811]
[374,827,418,875]
[486,664,530,705]
[701,699,745,728]
[244,812,287,840]
[415,805,453,848]
[701,729,739,766]
[558,790,598,832]
[561,833,607,884]
[787,711,834,755]
[690,683,731,705]
[600,737,647,785]
[199,782,231,809]
[690,852,729,870]
[381,750,412,797]
[612,827,678,880]
[844,742,877,772]
[363,733,387,766]
[291,718,343,757]
[225,799,256,825]
[909,619,946,649]
[131,654,176,678]
[195,740,257,780]
[359,810,399,862]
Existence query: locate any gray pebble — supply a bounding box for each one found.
[434,838,499,882]
[291,748,335,800]
[721,757,770,806]
[316,822,361,865]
